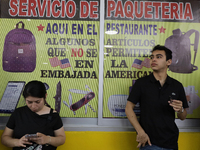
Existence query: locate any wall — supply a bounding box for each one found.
[1,130,200,150]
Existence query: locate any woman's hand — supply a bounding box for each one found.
[29,127,66,147]
[28,132,50,145]
[16,135,32,147]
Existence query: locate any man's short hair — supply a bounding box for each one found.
[151,45,172,61]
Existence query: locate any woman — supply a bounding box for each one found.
[1,80,66,150]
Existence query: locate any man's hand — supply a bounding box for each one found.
[168,100,182,112]
[136,131,151,148]
[169,99,187,120]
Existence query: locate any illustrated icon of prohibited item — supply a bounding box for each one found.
[63,85,95,115]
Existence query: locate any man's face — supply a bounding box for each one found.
[150,50,171,72]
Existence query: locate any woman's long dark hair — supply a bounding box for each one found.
[23,80,50,107]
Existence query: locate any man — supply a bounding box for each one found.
[125,45,188,150]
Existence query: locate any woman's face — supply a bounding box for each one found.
[25,96,45,113]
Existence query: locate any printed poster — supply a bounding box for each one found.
[0,0,100,118]
[103,0,200,119]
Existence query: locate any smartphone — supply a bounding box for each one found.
[0,81,25,113]
[25,134,38,139]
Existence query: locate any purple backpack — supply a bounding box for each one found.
[3,21,36,72]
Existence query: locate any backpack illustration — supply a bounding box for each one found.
[3,21,36,72]
[165,28,199,73]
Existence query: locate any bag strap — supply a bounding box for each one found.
[16,21,25,29]
[184,29,199,68]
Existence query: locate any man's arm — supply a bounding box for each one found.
[169,100,187,120]
[177,107,187,120]
[125,101,151,148]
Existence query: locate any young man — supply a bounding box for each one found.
[125,45,188,150]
